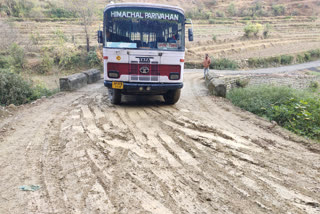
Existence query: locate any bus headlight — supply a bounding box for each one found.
[169,73,180,80]
[108,70,119,78]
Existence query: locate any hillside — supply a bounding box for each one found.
[1,0,320,90]
[1,0,319,18]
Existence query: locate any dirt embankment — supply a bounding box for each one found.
[0,72,320,213]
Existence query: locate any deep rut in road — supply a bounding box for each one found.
[0,72,319,213]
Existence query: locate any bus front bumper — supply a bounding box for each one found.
[104,81,183,95]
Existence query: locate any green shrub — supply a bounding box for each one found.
[309,81,319,90]
[55,45,81,69]
[52,30,81,70]
[38,52,54,74]
[227,86,320,140]
[87,51,101,67]
[244,22,263,37]
[45,7,78,18]
[228,3,237,16]
[263,23,271,38]
[0,69,55,105]
[280,55,294,65]
[210,58,238,70]
[216,11,225,18]
[8,43,25,73]
[296,54,305,63]
[30,32,41,45]
[30,83,55,100]
[54,29,68,44]
[248,56,281,68]
[304,52,311,61]
[309,49,320,58]
[0,69,33,105]
[209,19,216,24]
[248,50,320,68]
[242,17,252,20]
[248,58,265,67]
[272,5,286,16]
[212,35,217,42]
[185,9,211,20]
[267,56,281,64]
[3,0,34,17]
[0,55,10,69]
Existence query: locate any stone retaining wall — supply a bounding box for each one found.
[59,69,101,91]
[206,71,320,96]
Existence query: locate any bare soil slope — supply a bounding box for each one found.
[0,72,320,213]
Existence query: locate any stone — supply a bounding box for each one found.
[83,69,101,84]
[7,104,17,110]
[59,73,88,91]
[208,79,227,97]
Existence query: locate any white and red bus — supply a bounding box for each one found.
[97,3,193,104]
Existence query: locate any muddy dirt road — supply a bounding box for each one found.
[1,72,320,214]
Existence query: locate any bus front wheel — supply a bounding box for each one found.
[109,89,121,104]
[164,89,181,104]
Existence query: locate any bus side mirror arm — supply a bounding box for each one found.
[97,30,103,44]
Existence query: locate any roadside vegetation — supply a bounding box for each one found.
[227,86,320,141]
[0,0,103,106]
[248,49,320,68]
[0,41,102,106]
[1,0,319,107]
[185,58,238,70]
[0,69,56,106]
[186,2,290,20]
[185,49,320,70]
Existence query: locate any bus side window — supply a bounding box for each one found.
[158,37,165,42]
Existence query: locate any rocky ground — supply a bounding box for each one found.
[0,71,320,214]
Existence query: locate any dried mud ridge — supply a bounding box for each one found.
[0,72,320,214]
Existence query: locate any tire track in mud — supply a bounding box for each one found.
[77,96,181,213]
[146,94,319,213]
[1,75,320,213]
[78,100,225,213]
[143,105,275,213]
[182,72,320,213]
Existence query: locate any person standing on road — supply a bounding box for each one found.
[203,53,211,78]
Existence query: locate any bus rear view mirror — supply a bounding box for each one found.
[97,30,103,43]
[188,28,193,41]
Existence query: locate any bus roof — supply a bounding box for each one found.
[104,3,185,15]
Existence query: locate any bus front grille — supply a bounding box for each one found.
[130,75,159,82]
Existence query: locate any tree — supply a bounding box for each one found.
[65,0,94,52]
[228,3,237,16]
[272,5,285,16]
[2,0,34,17]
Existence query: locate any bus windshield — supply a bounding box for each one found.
[104,7,185,51]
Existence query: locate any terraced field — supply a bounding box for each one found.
[187,18,320,61]
[7,15,319,64]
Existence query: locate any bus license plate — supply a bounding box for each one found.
[112,82,123,89]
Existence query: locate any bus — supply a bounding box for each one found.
[97,3,193,104]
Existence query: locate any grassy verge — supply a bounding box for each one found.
[247,49,320,68]
[227,86,320,141]
[0,69,57,106]
[185,58,238,70]
[186,49,320,70]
